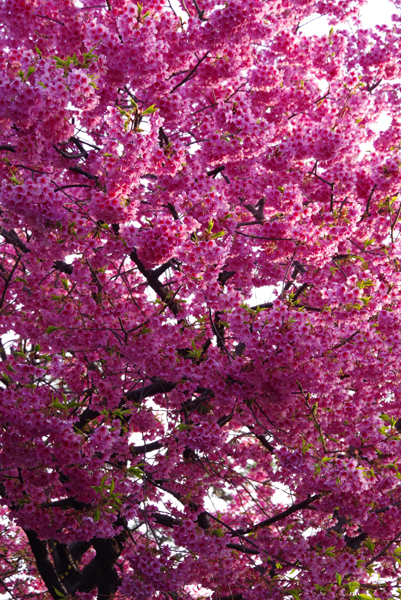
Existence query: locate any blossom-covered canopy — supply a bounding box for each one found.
[1,0,401,599]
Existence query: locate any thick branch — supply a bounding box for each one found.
[0,227,30,253]
[69,166,98,180]
[54,260,73,275]
[226,543,259,555]
[130,249,181,315]
[25,530,68,600]
[131,440,164,455]
[92,522,127,600]
[207,165,226,178]
[51,542,81,594]
[150,513,181,527]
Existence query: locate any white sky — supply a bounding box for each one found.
[301,0,395,35]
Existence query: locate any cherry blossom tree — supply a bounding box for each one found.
[2,0,401,598]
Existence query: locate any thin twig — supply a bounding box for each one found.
[0,575,17,600]
[297,382,327,453]
[208,307,232,363]
[391,199,401,243]
[362,183,377,219]
[240,494,322,534]
[366,530,401,566]
[35,14,66,25]
[332,258,347,280]
[236,231,294,241]
[170,52,209,93]
[0,255,22,311]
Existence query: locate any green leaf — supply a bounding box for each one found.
[347,581,360,594]
[110,479,115,493]
[26,66,36,78]
[211,528,224,537]
[45,326,61,334]
[127,466,143,478]
[364,538,375,552]
[1,373,11,385]
[287,590,300,600]
[51,399,67,412]
[177,423,191,431]
[210,230,226,239]
[142,104,157,115]
[335,573,342,586]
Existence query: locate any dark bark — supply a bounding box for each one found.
[25,530,68,600]
[26,524,128,599]
[226,543,259,555]
[54,260,74,275]
[151,513,181,528]
[237,494,322,534]
[131,440,164,455]
[69,166,98,180]
[51,542,81,593]
[207,165,225,178]
[92,523,127,600]
[0,227,30,253]
[218,270,236,286]
[69,541,92,561]
[130,249,182,316]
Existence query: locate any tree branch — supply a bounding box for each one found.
[0,227,30,253]
[226,543,259,555]
[130,249,182,316]
[24,530,68,600]
[92,522,127,600]
[69,166,98,180]
[170,52,209,93]
[238,494,322,534]
[131,440,164,455]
